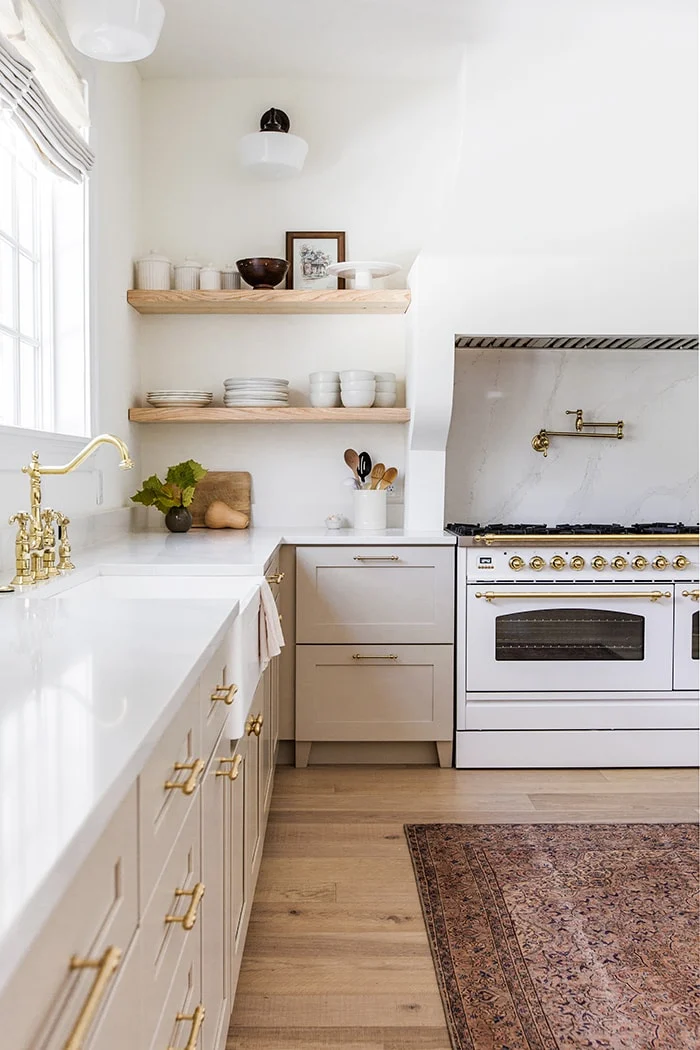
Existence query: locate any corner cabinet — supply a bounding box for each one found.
[0,599,282,1050]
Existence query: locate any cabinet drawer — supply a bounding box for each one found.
[201,635,235,759]
[140,687,202,913]
[141,797,202,1039]
[296,644,454,741]
[147,928,202,1050]
[296,546,454,643]
[0,785,138,1050]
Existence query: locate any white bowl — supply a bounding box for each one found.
[375,381,397,392]
[341,390,375,408]
[375,372,396,382]
[340,370,374,382]
[310,380,341,391]
[309,371,339,383]
[340,381,376,393]
[310,391,341,407]
[373,392,397,407]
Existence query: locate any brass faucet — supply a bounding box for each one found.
[7,434,133,588]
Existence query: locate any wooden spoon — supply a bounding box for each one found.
[378,467,398,490]
[344,448,361,483]
[369,463,386,489]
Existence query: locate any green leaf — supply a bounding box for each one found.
[131,461,206,515]
[165,460,207,491]
[180,485,196,508]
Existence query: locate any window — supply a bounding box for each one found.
[0,116,88,436]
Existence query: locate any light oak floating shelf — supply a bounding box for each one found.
[129,406,411,424]
[127,288,411,315]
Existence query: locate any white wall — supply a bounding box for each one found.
[446,348,698,524]
[137,76,458,526]
[406,0,698,529]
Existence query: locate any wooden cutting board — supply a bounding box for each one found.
[190,471,251,528]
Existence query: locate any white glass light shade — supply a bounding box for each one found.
[62,0,165,62]
[238,131,309,178]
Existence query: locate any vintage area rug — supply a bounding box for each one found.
[405,823,699,1050]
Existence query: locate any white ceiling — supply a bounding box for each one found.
[139,0,471,80]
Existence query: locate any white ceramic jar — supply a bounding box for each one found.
[200,265,221,290]
[174,258,201,291]
[221,265,242,290]
[134,250,171,290]
[353,489,387,530]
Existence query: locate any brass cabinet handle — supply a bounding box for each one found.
[352,653,399,661]
[164,758,205,795]
[682,589,700,600]
[64,946,122,1050]
[165,882,205,931]
[210,683,238,705]
[246,714,263,737]
[474,590,672,603]
[215,754,243,781]
[266,572,285,584]
[168,1004,205,1050]
[353,554,399,561]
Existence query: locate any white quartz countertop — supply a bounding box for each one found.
[0,524,454,990]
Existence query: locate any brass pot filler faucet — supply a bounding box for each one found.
[532,408,624,457]
[6,434,133,589]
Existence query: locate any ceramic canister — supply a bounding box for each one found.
[174,258,201,291]
[200,265,221,290]
[134,250,171,290]
[221,265,242,290]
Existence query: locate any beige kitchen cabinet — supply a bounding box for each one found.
[229,736,247,1001]
[296,545,454,644]
[147,933,202,1050]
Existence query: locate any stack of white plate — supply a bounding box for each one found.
[147,390,213,407]
[223,377,289,407]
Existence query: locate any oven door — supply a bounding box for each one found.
[466,584,674,692]
[673,585,699,690]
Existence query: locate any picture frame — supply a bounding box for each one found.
[285,231,346,290]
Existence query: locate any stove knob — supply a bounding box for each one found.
[674,555,691,570]
[509,556,526,571]
[611,556,628,571]
[652,555,669,571]
[550,555,566,571]
[591,556,607,571]
[530,556,546,571]
[570,556,586,571]
[632,556,648,571]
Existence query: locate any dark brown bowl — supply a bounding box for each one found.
[236,257,289,290]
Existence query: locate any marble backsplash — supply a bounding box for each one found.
[446,349,698,525]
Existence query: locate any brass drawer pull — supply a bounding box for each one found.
[216,754,243,781]
[475,590,672,603]
[64,946,122,1050]
[246,714,263,737]
[266,572,285,584]
[168,1004,205,1050]
[352,653,399,661]
[682,589,700,600]
[165,882,205,931]
[165,758,205,795]
[353,554,399,561]
[211,683,238,705]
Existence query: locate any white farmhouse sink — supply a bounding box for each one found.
[41,571,264,739]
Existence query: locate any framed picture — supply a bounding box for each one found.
[285,231,346,290]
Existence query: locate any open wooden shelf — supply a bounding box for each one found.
[129,406,411,424]
[127,288,410,315]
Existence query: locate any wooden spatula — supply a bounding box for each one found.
[378,466,398,490]
[369,463,386,489]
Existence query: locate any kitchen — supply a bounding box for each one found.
[0,2,698,1050]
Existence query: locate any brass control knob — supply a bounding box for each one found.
[591,556,607,571]
[550,555,566,571]
[674,555,691,570]
[530,556,546,571]
[611,556,628,571]
[652,555,669,571]
[509,556,526,571]
[631,556,648,571]
[570,556,585,571]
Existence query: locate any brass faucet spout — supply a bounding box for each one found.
[26,433,134,476]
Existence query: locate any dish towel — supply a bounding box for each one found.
[259,579,285,669]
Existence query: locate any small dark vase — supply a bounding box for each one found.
[165,506,192,533]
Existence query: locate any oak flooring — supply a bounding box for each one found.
[227,766,699,1049]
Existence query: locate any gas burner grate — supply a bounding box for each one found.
[446,521,699,537]
[454,334,699,351]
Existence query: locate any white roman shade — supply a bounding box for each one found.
[0,0,93,181]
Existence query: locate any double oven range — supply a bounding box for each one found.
[448,522,699,768]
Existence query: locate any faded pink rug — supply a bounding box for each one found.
[405,823,699,1049]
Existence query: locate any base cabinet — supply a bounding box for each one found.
[200,733,232,1050]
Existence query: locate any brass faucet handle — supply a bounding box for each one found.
[565,409,584,431]
[9,512,30,530]
[9,512,33,586]
[55,513,75,572]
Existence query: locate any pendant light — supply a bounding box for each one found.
[62,0,165,62]
[238,108,309,178]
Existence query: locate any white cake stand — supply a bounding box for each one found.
[327,261,401,290]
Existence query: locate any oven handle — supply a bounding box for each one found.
[474,590,672,603]
[682,589,700,600]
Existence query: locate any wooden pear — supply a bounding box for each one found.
[204,500,250,529]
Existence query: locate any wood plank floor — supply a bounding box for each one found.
[227,766,699,1049]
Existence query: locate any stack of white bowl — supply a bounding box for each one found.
[223,377,289,407]
[374,372,397,407]
[147,389,213,407]
[340,370,376,408]
[309,371,340,407]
